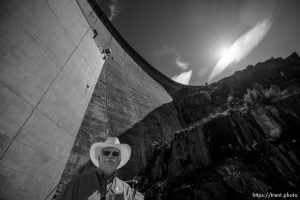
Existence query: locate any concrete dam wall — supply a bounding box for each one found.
[0,0,183,199]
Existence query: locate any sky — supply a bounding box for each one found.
[98,0,300,85]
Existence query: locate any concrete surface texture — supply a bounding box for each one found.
[57,0,181,192]
[0,0,182,199]
[0,0,104,199]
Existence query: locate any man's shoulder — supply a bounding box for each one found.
[79,170,99,178]
[115,177,132,190]
[70,171,100,185]
[114,177,145,200]
[56,171,102,200]
[115,177,129,186]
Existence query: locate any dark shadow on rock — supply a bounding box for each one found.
[137,103,300,199]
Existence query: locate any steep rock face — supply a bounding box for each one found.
[174,53,300,127]
[139,98,300,199]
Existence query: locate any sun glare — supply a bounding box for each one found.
[217,45,239,70]
[220,47,230,58]
[220,46,239,61]
[209,18,272,81]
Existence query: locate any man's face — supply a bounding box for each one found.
[98,147,121,173]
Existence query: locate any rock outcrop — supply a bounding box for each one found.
[134,53,300,199]
[138,98,300,199]
[174,53,300,128]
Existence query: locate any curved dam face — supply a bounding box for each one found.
[0,0,183,199]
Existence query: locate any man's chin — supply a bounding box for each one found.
[105,161,116,167]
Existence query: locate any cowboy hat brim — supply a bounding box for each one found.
[90,142,131,169]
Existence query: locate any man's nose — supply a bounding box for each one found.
[107,154,115,158]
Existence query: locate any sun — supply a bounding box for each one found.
[218,45,239,63]
[219,47,232,58]
[219,47,227,57]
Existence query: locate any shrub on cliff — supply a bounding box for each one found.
[243,83,287,106]
[264,84,289,101]
[243,83,265,106]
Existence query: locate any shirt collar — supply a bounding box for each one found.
[96,170,117,183]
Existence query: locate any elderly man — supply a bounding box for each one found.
[56,137,141,200]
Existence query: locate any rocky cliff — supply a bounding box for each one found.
[138,96,300,199]
[133,53,300,199]
[174,52,300,127]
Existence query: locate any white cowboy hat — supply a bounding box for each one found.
[90,137,131,169]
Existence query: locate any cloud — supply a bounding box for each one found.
[208,17,273,81]
[109,0,122,21]
[153,45,190,71]
[175,57,189,70]
[171,70,193,85]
